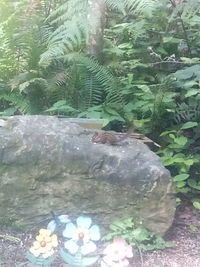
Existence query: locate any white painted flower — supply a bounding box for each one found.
[63,216,100,255]
[101,238,133,267]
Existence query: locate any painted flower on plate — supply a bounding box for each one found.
[63,216,100,255]
[101,238,133,267]
[29,229,58,259]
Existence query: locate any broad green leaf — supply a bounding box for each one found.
[124,112,134,121]
[176,181,186,188]
[183,80,197,89]
[176,197,181,205]
[173,158,186,163]
[85,111,101,119]
[118,43,132,49]
[174,136,188,146]
[177,187,190,193]
[173,153,185,158]
[163,36,180,43]
[46,104,77,113]
[102,119,110,127]
[156,46,168,55]
[180,167,188,173]
[53,100,66,107]
[187,179,196,188]
[173,174,189,182]
[169,134,175,139]
[181,122,198,129]
[181,57,200,63]
[185,159,198,165]
[193,202,200,210]
[127,73,133,84]
[163,157,175,166]
[166,109,175,113]
[137,85,151,92]
[185,89,200,98]
[160,130,176,136]
[189,225,198,232]
[168,143,185,149]
[174,65,200,80]
[134,119,150,128]
[188,179,200,190]
[162,92,177,103]
[104,107,121,116]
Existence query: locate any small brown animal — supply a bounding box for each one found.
[92,126,134,145]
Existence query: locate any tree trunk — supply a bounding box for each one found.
[86,0,106,62]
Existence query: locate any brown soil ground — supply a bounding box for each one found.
[137,199,200,267]
[0,199,199,267]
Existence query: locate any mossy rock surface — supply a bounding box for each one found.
[0,116,175,235]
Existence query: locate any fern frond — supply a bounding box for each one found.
[169,0,200,21]
[0,92,30,114]
[105,0,158,14]
[103,0,125,13]
[39,21,85,67]
[52,70,69,86]
[10,71,38,90]
[175,102,200,124]
[182,0,200,20]
[63,53,123,108]
[81,72,103,108]
[47,0,88,24]
[68,53,122,101]
[18,78,48,93]
[40,0,159,67]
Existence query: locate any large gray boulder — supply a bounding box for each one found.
[0,116,175,235]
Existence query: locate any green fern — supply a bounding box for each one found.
[175,102,200,124]
[169,0,200,21]
[106,0,158,14]
[0,92,31,115]
[37,0,159,111]
[39,0,159,67]
[64,53,123,106]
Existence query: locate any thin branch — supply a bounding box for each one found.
[46,0,53,17]
[150,60,200,66]
[169,0,192,56]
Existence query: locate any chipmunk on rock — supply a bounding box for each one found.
[92,126,134,145]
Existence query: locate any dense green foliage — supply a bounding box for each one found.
[0,0,200,199]
[103,218,173,251]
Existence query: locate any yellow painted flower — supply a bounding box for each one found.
[29,229,58,259]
